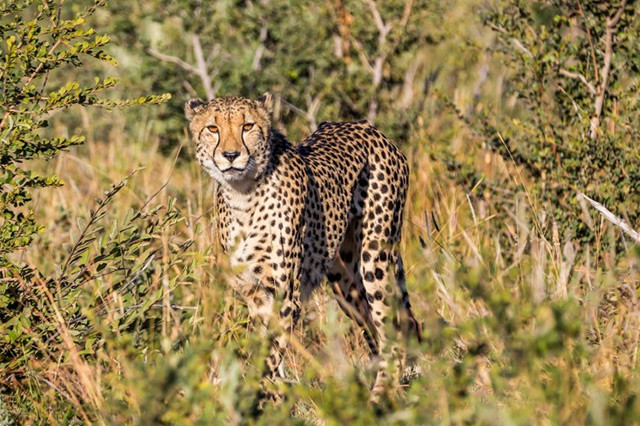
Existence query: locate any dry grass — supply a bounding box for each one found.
[4,94,640,423]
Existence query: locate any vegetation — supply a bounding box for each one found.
[0,0,168,268]
[481,0,640,241]
[1,0,640,423]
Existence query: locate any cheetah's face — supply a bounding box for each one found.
[185,94,273,188]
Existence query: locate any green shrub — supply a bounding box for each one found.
[0,0,168,272]
[477,0,640,241]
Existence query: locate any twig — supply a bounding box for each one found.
[115,252,157,295]
[365,0,391,38]
[104,303,198,315]
[577,0,599,82]
[578,192,640,243]
[559,68,596,95]
[132,143,183,217]
[511,38,533,58]
[364,0,391,122]
[182,80,198,98]
[40,377,73,404]
[279,97,310,119]
[145,47,199,75]
[59,169,138,279]
[350,38,374,73]
[556,84,584,119]
[398,56,421,109]
[191,34,215,101]
[252,27,268,71]
[343,0,414,122]
[145,34,215,101]
[398,0,414,30]
[609,0,628,27]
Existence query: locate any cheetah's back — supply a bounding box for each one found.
[294,121,409,294]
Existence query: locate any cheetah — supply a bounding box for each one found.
[185,93,420,402]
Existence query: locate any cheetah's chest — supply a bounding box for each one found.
[219,171,303,280]
[220,193,257,266]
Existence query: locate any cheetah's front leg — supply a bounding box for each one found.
[239,273,302,405]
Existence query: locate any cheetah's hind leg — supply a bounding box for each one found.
[356,179,421,402]
[327,216,379,357]
[393,253,423,385]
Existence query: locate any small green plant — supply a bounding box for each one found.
[0,0,169,272]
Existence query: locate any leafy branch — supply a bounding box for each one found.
[0,0,169,270]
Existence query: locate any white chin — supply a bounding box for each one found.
[201,158,258,190]
[205,164,252,185]
[220,169,247,181]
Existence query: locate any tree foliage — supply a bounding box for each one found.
[106,0,448,145]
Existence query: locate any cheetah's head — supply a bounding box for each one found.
[185,93,274,190]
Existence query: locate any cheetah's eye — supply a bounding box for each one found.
[242,123,254,132]
[206,125,219,133]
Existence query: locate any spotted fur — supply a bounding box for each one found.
[186,93,420,401]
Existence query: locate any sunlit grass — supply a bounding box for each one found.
[4,98,639,423]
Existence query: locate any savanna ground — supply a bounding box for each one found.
[2,0,640,424]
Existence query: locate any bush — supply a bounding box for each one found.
[477,0,640,241]
[0,0,168,272]
[0,1,169,420]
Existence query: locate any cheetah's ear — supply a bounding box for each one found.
[256,92,274,115]
[185,98,205,121]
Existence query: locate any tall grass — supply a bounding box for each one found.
[3,0,640,423]
[2,88,639,423]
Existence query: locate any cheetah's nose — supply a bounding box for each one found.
[222,151,241,162]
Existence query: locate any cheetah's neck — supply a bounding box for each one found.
[221,189,255,212]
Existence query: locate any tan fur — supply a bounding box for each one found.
[185,93,420,404]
